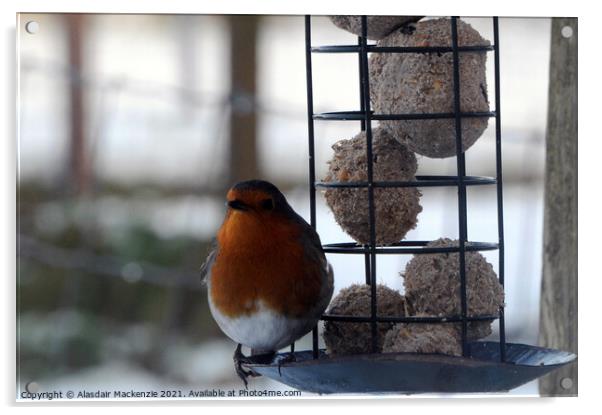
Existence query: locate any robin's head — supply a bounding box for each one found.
[225,180,293,218]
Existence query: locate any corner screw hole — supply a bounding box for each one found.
[561,26,573,39]
[560,377,573,390]
[25,21,40,34]
[25,381,40,393]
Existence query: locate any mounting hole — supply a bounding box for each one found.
[25,21,39,34]
[560,377,573,390]
[561,26,573,38]
[25,381,40,393]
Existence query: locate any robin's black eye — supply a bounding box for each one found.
[260,198,274,210]
[227,200,248,211]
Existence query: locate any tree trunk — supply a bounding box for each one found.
[538,17,578,397]
[228,15,259,185]
[66,14,90,195]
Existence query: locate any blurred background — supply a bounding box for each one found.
[17,14,551,396]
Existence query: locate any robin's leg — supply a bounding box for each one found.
[233,344,259,389]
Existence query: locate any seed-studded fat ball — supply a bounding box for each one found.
[403,238,504,340]
[323,128,422,245]
[323,284,406,355]
[369,18,490,158]
[382,320,462,356]
[328,16,423,40]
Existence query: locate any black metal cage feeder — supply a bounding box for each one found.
[244,15,576,394]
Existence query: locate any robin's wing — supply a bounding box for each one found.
[298,224,334,313]
[294,216,331,276]
[200,240,217,287]
[297,221,325,261]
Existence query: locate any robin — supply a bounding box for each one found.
[201,180,334,387]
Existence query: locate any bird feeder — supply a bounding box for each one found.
[242,15,576,394]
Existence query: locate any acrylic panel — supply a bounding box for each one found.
[16,13,577,401]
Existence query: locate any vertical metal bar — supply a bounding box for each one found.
[493,16,506,362]
[305,16,317,230]
[364,251,371,285]
[304,15,319,359]
[359,16,379,354]
[358,36,366,132]
[451,17,469,357]
[358,36,371,286]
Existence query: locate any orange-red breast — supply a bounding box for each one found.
[201,180,334,385]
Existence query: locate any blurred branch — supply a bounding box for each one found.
[20,59,300,124]
[19,57,549,141]
[20,56,230,109]
[18,234,202,290]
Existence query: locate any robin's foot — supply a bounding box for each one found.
[277,352,297,377]
[233,344,259,389]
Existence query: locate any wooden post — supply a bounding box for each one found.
[228,15,259,184]
[66,14,91,195]
[538,17,578,397]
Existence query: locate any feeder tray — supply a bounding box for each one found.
[243,342,576,394]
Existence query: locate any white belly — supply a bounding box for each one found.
[208,295,315,352]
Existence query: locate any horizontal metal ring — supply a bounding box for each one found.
[311,44,495,54]
[322,241,499,255]
[320,314,500,323]
[313,110,495,121]
[316,175,497,189]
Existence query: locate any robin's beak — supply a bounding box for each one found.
[227,199,249,211]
